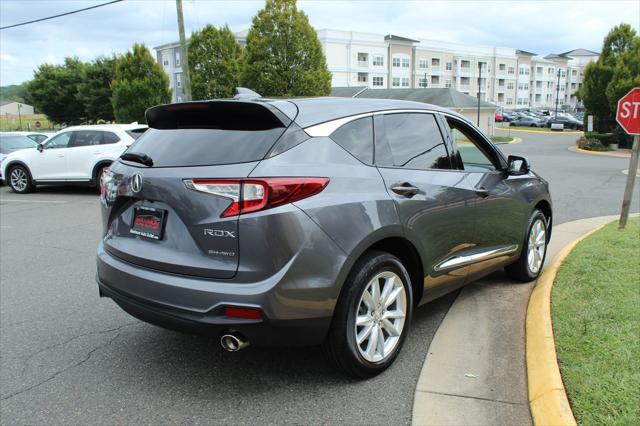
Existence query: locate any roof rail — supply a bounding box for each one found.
[234,87,262,100]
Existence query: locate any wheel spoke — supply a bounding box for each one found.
[371,279,381,305]
[357,323,374,345]
[384,287,403,309]
[362,291,376,311]
[356,314,372,326]
[365,324,379,358]
[379,275,395,306]
[381,318,400,337]
[382,309,405,320]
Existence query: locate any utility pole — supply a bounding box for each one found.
[176,0,192,101]
[424,72,427,88]
[477,61,482,126]
[17,103,22,131]
[554,68,560,119]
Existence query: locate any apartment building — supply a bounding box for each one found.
[154,29,598,110]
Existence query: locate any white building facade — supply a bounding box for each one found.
[155,29,598,111]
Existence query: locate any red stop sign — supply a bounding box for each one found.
[616,87,640,135]
[35,121,41,128]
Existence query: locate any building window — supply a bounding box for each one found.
[507,97,513,105]
[358,72,368,83]
[445,79,452,88]
[536,81,542,88]
[431,58,440,67]
[176,73,182,88]
[392,57,401,67]
[519,66,529,75]
[498,79,505,87]
[431,75,439,85]
[446,62,452,70]
[419,58,428,69]
[401,78,410,87]
[175,51,181,67]
[507,82,514,90]
[419,78,428,88]
[461,60,470,69]
[535,94,541,102]
[499,63,506,71]
[402,58,410,68]
[508,66,515,75]
[561,70,566,77]
[572,69,577,76]
[372,76,384,87]
[498,93,504,102]
[537,67,543,74]
[460,77,470,85]
[392,77,400,87]
[373,55,384,66]
[163,55,169,67]
[548,67,554,75]
[571,83,576,89]
[357,52,368,64]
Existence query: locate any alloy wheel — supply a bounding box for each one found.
[354,271,407,363]
[10,168,28,192]
[527,218,546,274]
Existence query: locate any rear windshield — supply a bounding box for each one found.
[126,127,286,167]
[0,136,38,154]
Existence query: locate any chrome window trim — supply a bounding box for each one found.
[434,244,519,271]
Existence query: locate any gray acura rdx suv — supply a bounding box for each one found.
[97,95,552,378]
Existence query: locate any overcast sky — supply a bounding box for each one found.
[1,0,638,86]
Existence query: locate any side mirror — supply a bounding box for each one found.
[37,144,44,152]
[507,155,530,175]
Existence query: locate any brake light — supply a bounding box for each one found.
[184,177,329,217]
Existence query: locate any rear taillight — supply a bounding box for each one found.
[184,177,329,217]
[99,168,113,202]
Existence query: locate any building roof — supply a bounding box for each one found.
[338,88,496,110]
[0,100,33,107]
[384,34,420,43]
[559,48,599,57]
[516,49,537,56]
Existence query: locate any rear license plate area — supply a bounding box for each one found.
[130,206,166,240]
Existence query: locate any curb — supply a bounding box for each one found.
[526,220,612,426]
[493,136,522,145]
[569,146,632,159]
[496,127,583,135]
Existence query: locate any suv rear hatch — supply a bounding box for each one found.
[100,100,293,279]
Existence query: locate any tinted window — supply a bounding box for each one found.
[127,128,286,167]
[330,117,374,164]
[375,113,451,170]
[126,128,147,140]
[27,134,48,143]
[0,136,38,154]
[45,132,71,149]
[446,118,496,172]
[69,131,102,147]
[102,132,120,145]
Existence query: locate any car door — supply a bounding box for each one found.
[443,116,529,282]
[374,112,479,302]
[64,130,104,181]
[32,132,71,181]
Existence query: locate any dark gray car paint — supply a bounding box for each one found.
[96,97,552,346]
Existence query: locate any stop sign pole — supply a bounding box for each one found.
[616,87,640,229]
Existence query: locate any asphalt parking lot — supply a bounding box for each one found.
[1,130,637,424]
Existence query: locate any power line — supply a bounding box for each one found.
[0,0,124,31]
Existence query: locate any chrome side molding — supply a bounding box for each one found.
[434,245,519,272]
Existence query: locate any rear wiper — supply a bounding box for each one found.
[121,152,153,167]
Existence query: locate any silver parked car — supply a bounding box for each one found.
[97,96,552,378]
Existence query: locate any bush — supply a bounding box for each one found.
[577,135,610,151]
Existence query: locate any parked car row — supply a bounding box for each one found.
[499,109,583,130]
[1,124,147,193]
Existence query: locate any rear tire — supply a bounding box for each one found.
[8,165,34,194]
[323,251,413,379]
[506,209,548,282]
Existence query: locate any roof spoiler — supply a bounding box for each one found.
[145,100,290,130]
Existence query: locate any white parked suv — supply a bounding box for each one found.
[2,124,147,193]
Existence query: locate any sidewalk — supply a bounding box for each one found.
[412,215,623,425]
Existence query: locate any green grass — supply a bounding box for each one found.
[490,136,513,144]
[0,115,55,132]
[552,218,640,425]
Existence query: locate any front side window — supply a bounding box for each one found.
[69,131,102,147]
[330,117,373,164]
[375,113,451,170]
[45,132,71,149]
[446,118,497,172]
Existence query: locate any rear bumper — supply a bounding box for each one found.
[96,238,342,346]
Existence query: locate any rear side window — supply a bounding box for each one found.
[375,113,451,170]
[69,131,102,147]
[330,117,374,164]
[127,128,286,167]
[101,132,120,145]
[126,128,147,140]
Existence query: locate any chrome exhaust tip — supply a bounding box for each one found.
[220,333,249,352]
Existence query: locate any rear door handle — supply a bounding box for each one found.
[391,182,420,197]
[475,187,490,198]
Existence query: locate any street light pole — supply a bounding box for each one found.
[477,61,482,126]
[176,0,192,102]
[17,103,22,131]
[555,69,561,119]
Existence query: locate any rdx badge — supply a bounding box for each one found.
[204,229,236,238]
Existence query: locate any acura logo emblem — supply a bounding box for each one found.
[131,173,143,193]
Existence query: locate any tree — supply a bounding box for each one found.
[188,24,243,100]
[77,55,117,123]
[577,24,638,132]
[0,82,33,105]
[111,43,171,123]
[27,57,86,124]
[242,0,331,97]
